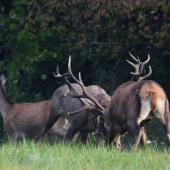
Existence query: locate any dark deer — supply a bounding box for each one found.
[63,54,170,149]
[39,66,112,144]
[0,74,68,144]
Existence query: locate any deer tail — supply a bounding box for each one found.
[148,90,159,112]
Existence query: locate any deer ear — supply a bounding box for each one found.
[0,74,6,85]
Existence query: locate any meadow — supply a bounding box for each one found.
[0,138,170,170]
[0,117,169,170]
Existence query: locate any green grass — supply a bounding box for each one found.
[0,117,169,170]
[0,139,170,170]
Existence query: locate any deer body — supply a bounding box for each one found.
[102,80,170,147]
[0,75,68,144]
[39,83,111,143]
[4,101,68,140]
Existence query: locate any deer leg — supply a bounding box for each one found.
[78,131,89,144]
[133,128,142,149]
[7,133,17,145]
[64,118,88,144]
[165,113,170,145]
[11,134,18,145]
[39,114,61,144]
[7,133,12,142]
[140,127,147,148]
[64,125,80,143]
[156,119,170,147]
[114,136,121,150]
[162,113,170,146]
[73,132,80,142]
[165,126,170,145]
[128,121,142,149]
[105,126,120,146]
[153,100,170,146]
[72,131,89,144]
[95,133,106,145]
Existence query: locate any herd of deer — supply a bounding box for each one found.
[0,53,170,149]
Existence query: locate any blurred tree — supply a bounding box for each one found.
[0,0,170,139]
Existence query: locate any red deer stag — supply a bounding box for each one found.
[64,54,170,149]
[0,74,68,144]
[39,67,112,145]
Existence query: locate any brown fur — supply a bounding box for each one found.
[148,90,159,112]
[39,84,111,144]
[4,100,68,144]
[0,75,68,144]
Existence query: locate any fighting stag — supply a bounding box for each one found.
[65,54,170,149]
[0,75,68,144]
[39,69,111,144]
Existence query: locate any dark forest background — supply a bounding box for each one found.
[0,0,170,145]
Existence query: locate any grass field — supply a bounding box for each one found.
[0,117,169,170]
[0,139,170,170]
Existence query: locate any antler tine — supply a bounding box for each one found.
[130,71,143,76]
[53,65,60,77]
[126,60,138,69]
[143,54,150,64]
[78,72,85,86]
[68,55,105,112]
[56,65,59,75]
[129,52,138,62]
[53,65,70,78]
[138,66,152,81]
[68,55,81,85]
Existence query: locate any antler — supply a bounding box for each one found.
[133,65,152,81]
[67,56,105,112]
[127,53,152,81]
[53,63,97,114]
[53,65,70,79]
[53,56,105,117]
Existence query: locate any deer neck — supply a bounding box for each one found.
[0,84,13,119]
